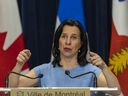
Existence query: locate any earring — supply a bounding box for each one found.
[78,50,80,53]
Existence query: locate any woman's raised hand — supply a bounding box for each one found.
[89,51,106,67]
[16,49,31,65]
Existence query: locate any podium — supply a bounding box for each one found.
[0,87,118,96]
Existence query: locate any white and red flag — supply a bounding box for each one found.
[109,0,128,95]
[0,0,28,87]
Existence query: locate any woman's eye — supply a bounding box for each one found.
[71,36,78,40]
[61,35,66,38]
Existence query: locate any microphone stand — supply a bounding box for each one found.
[4,71,43,96]
[65,70,97,87]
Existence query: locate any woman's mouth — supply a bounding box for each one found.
[64,48,72,52]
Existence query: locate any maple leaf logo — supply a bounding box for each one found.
[0,32,28,87]
[109,48,128,76]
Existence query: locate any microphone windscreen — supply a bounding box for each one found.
[38,74,43,78]
[65,70,70,75]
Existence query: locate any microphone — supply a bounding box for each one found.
[5,71,43,88]
[65,70,97,87]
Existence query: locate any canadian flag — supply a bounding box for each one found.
[0,0,28,87]
[109,0,128,95]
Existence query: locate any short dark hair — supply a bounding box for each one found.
[52,19,88,67]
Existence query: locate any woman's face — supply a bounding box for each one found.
[59,25,81,58]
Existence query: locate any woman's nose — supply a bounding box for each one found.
[65,37,71,45]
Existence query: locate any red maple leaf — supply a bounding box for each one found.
[0,32,28,87]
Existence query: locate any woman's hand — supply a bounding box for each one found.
[16,49,31,65]
[89,51,106,68]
